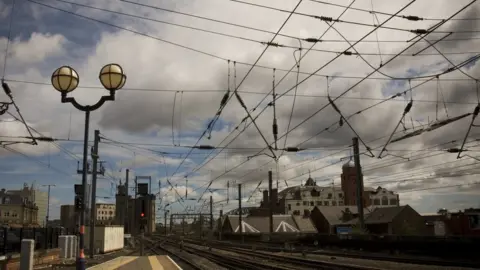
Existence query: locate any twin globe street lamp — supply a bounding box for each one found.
[51,64,126,270]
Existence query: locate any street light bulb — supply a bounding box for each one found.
[51,66,79,92]
[99,63,126,91]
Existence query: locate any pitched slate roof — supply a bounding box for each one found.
[364,206,407,224]
[314,206,360,226]
[292,216,317,233]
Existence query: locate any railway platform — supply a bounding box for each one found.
[87,255,182,270]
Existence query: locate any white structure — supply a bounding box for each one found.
[85,226,124,254]
[366,186,399,208]
[279,176,344,215]
[96,204,116,222]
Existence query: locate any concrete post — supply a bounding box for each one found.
[69,236,76,259]
[59,235,68,259]
[73,236,78,258]
[20,239,34,270]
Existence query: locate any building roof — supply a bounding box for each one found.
[314,206,361,226]
[225,215,303,233]
[292,216,317,233]
[279,185,342,199]
[363,206,408,224]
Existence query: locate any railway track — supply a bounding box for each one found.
[154,236,381,270]
[143,237,203,270]
[163,235,480,269]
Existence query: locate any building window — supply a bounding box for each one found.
[339,201,344,206]
[382,196,388,205]
[324,201,329,206]
[316,201,322,206]
[332,201,337,206]
[327,193,332,199]
[373,199,380,205]
[4,212,9,217]
[4,197,10,204]
[389,198,397,205]
[288,204,291,210]
[310,201,314,206]
[11,211,17,217]
[338,193,343,198]
[296,202,300,206]
[303,201,307,206]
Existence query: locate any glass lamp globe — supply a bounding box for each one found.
[51,66,79,92]
[99,64,126,91]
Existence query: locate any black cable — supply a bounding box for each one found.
[228,0,480,34]
[27,0,228,61]
[309,0,476,22]
[2,146,73,177]
[280,44,302,158]
[195,0,306,200]
[5,112,80,162]
[171,91,178,146]
[398,182,480,193]
[5,78,480,104]
[181,0,358,187]
[41,0,480,59]
[171,1,474,199]
[2,0,15,80]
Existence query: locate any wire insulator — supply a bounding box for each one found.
[446,148,463,153]
[261,41,284,47]
[474,105,480,116]
[2,81,11,96]
[272,121,278,136]
[196,145,215,150]
[235,92,247,109]
[284,147,301,152]
[404,101,413,114]
[220,92,229,107]
[404,15,423,21]
[316,16,333,22]
[304,38,321,43]
[411,29,428,34]
[343,51,353,56]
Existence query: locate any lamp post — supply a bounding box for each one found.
[51,64,126,270]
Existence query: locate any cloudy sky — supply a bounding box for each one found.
[1,0,480,220]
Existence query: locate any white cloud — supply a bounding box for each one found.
[2,0,480,213]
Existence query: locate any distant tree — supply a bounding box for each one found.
[437,208,449,215]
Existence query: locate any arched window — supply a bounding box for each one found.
[381,196,388,205]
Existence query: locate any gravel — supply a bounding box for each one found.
[273,251,479,270]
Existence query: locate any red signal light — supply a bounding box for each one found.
[140,212,145,217]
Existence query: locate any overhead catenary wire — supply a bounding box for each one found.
[1,0,16,80]
[227,0,480,34]
[39,0,480,59]
[177,0,359,194]
[170,6,479,204]
[195,0,305,201]
[308,0,479,21]
[1,146,73,177]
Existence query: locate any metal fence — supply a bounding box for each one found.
[0,227,66,255]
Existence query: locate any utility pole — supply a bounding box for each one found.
[89,130,100,258]
[352,137,365,230]
[42,184,55,227]
[125,169,129,234]
[238,184,243,242]
[218,209,223,241]
[209,196,213,231]
[268,170,273,234]
[164,210,169,236]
